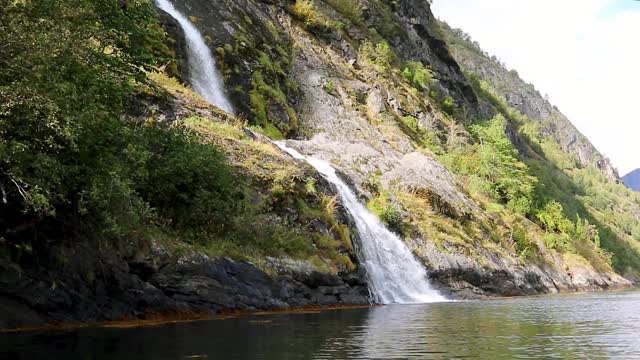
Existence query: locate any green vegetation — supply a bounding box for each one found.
[0,0,355,273]
[454,48,640,272]
[368,192,403,231]
[402,61,434,90]
[3,0,639,286]
[359,40,395,72]
[323,80,338,96]
[442,96,457,116]
[290,0,327,32]
[215,13,300,138]
[282,0,640,276]
[0,0,176,242]
[398,116,443,154]
[442,115,536,215]
[324,0,363,24]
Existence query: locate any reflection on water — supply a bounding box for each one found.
[2,291,640,359]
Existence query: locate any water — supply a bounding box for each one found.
[154,0,234,113]
[3,291,640,359]
[275,142,445,304]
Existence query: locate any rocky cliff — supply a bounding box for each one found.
[1,0,639,330]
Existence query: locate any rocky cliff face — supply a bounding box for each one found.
[624,169,640,191]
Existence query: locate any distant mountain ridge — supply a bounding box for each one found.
[623,169,640,191]
[438,21,619,182]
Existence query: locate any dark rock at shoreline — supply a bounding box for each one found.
[0,245,370,330]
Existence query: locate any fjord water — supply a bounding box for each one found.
[4,291,640,359]
[276,142,445,304]
[154,0,234,113]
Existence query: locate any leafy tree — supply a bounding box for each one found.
[536,201,574,234]
[469,115,537,214]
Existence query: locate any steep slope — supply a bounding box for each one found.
[439,23,619,182]
[624,169,640,191]
[438,20,640,275]
[1,0,639,329]
[0,71,372,329]
[159,0,635,294]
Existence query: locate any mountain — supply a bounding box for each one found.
[1,0,639,329]
[624,169,640,191]
[438,22,620,182]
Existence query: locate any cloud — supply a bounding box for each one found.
[432,0,640,175]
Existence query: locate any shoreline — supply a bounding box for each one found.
[0,304,376,334]
[3,285,636,334]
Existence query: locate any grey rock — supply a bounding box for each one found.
[0,243,370,329]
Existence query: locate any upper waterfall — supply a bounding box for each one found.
[275,142,446,304]
[154,0,234,114]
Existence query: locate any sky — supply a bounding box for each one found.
[431,0,640,175]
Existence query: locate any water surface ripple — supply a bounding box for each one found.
[2,291,640,359]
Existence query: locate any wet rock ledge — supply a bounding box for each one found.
[0,245,369,330]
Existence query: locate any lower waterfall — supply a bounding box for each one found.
[275,142,446,304]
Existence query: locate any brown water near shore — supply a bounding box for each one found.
[0,304,375,333]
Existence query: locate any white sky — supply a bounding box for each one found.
[432,0,640,175]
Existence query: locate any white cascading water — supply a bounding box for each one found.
[154,0,235,114]
[275,142,446,304]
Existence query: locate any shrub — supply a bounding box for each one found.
[290,0,329,33]
[536,201,574,234]
[359,40,395,72]
[574,215,600,247]
[291,0,318,23]
[323,81,338,96]
[368,193,403,230]
[402,61,434,90]
[543,232,572,252]
[399,116,443,154]
[442,96,457,115]
[512,227,533,258]
[136,124,238,235]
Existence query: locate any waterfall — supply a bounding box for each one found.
[154,0,234,114]
[275,142,446,304]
